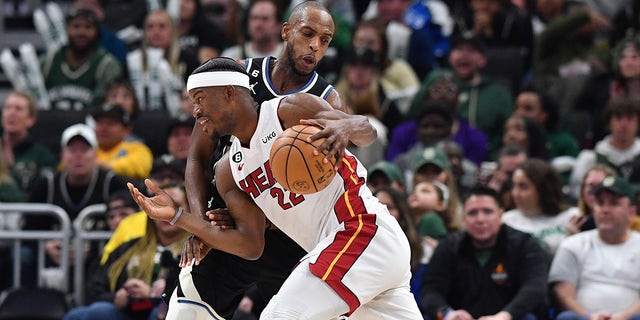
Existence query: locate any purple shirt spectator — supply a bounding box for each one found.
[386,118,488,165]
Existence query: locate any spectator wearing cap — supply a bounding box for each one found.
[411,33,514,156]
[92,103,153,181]
[101,158,185,265]
[549,176,640,320]
[105,190,139,232]
[84,189,140,282]
[67,179,188,320]
[25,123,129,278]
[149,157,186,188]
[393,103,461,177]
[28,123,129,226]
[41,8,123,111]
[388,71,489,165]
[395,145,452,189]
[396,146,463,223]
[422,185,549,320]
[367,160,405,193]
[437,139,478,200]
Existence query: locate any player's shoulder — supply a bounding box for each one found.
[280,92,327,108]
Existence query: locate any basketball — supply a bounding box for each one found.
[269,125,337,194]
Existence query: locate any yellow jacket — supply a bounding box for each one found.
[96,141,153,180]
[101,211,147,264]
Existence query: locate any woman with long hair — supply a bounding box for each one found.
[500,114,550,160]
[127,10,198,116]
[503,158,576,255]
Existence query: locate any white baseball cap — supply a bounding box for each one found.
[61,123,97,149]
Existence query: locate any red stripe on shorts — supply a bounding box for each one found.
[309,154,378,314]
[309,214,377,314]
[333,154,367,222]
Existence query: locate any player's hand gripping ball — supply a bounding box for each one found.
[269,125,337,194]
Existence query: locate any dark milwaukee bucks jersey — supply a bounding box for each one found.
[243,56,334,103]
[42,46,121,111]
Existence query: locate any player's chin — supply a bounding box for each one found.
[295,63,315,76]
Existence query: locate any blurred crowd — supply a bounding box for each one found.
[1,0,640,319]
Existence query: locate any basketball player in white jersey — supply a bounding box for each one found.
[180,3,375,317]
[128,57,422,319]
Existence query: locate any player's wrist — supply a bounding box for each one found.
[170,206,184,225]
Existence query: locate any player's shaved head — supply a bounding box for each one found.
[288,1,330,25]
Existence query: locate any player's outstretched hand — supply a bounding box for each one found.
[128,180,179,222]
[180,235,211,267]
[207,208,236,230]
[300,118,347,169]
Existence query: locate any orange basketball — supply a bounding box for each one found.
[269,125,337,194]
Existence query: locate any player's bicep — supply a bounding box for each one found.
[277,94,334,127]
[325,89,346,112]
[215,155,266,237]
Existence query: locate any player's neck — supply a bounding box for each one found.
[234,100,260,146]
[271,58,312,93]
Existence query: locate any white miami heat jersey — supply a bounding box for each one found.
[227,97,388,252]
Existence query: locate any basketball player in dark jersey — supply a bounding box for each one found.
[175,2,377,318]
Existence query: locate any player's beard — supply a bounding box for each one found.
[286,46,312,77]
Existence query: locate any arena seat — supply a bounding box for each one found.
[0,287,69,320]
[29,109,88,159]
[131,110,173,157]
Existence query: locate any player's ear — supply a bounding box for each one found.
[282,22,290,41]
[224,85,235,101]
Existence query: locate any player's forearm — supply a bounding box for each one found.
[173,208,264,260]
[186,125,217,218]
[185,159,209,218]
[345,114,377,147]
[313,110,377,146]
